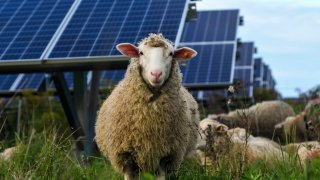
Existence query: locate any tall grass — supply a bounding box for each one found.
[1,91,320,179]
[0,128,122,180]
[2,128,320,179]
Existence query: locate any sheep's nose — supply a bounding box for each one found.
[151,70,162,79]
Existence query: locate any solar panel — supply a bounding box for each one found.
[262,64,269,82]
[236,42,254,66]
[181,44,234,85]
[16,74,45,90]
[233,68,252,97]
[180,10,239,43]
[0,0,74,61]
[254,58,263,88]
[233,42,254,97]
[49,0,187,58]
[0,75,18,91]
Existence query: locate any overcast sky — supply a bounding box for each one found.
[196,0,320,98]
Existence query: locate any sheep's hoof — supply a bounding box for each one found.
[124,173,138,180]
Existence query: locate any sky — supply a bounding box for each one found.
[196,0,320,98]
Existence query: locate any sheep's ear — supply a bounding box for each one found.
[116,43,139,58]
[173,47,197,61]
[216,125,228,133]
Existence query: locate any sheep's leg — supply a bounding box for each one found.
[156,168,166,180]
[119,152,139,180]
[124,173,138,180]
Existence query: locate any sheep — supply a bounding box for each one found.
[208,100,295,140]
[284,141,320,166]
[196,118,288,167]
[0,147,16,161]
[95,34,199,180]
[274,111,320,143]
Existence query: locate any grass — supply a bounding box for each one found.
[1,129,320,179]
[1,92,320,179]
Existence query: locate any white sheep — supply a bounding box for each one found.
[209,100,295,140]
[95,34,199,180]
[275,111,320,143]
[0,147,16,161]
[197,118,288,167]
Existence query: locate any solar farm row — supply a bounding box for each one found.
[0,0,275,97]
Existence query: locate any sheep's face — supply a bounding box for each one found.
[116,40,197,88]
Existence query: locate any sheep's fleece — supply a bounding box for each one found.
[95,57,199,173]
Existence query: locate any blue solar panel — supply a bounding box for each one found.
[0,0,74,61]
[49,0,187,58]
[16,74,45,90]
[234,68,252,96]
[236,42,254,66]
[262,64,269,81]
[0,75,18,91]
[233,42,255,97]
[254,58,263,88]
[181,44,234,85]
[180,10,239,43]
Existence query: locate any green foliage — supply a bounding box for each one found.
[253,88,278,102]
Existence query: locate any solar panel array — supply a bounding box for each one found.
[233,42,255,97]
[0,0,188,91]
[254,58,276,89]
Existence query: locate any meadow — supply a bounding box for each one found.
[1,92,320,180]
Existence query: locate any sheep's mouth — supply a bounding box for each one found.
[149,79,163,87]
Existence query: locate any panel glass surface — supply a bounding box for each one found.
[0,0,74,60]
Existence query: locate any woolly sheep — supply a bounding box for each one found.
[275,111,320,142]
[208,100,295,140]
[0,147,16,161]
[284,141,320,166]
[95,34,199,180]
[197,118,288,167]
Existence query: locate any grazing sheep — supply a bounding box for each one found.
[197,118,288,167]
[95,34,199,180]
[284,141,320,166]
[209,100,295,140]
[275,111,320,143]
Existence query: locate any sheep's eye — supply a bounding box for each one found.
[139,51,144,56]
[169,52,173,56]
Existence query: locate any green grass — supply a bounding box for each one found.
[1,129,320,180]
[1,94,320,179]
[0,129,122,180]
